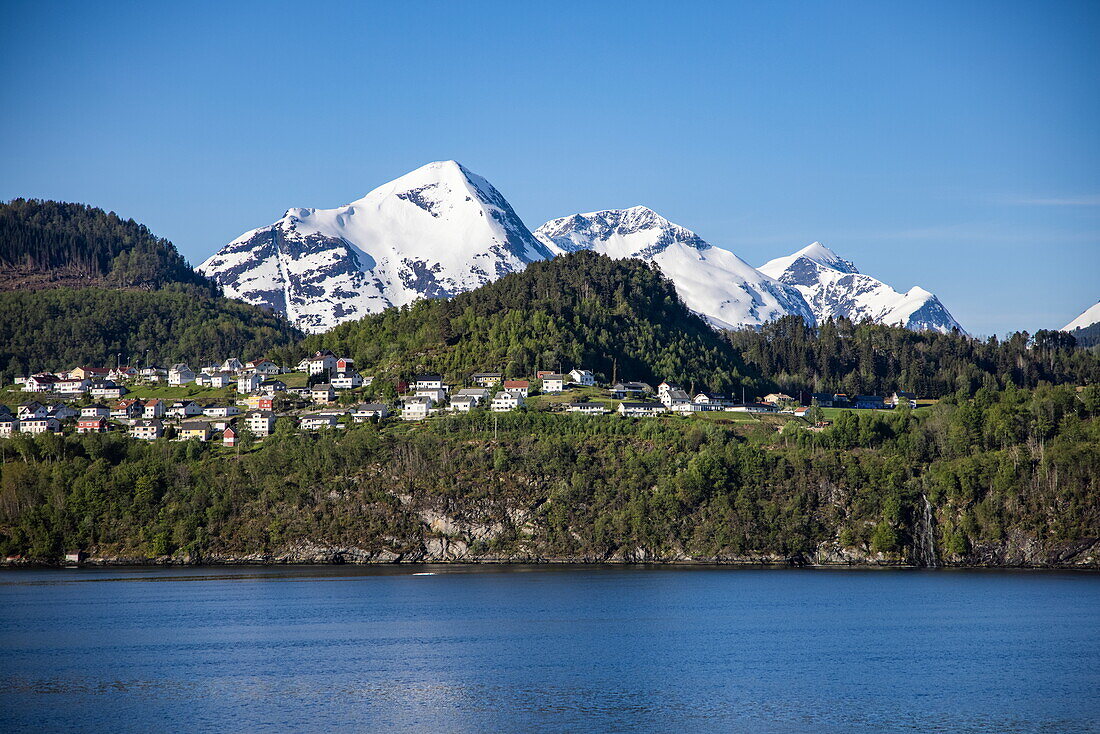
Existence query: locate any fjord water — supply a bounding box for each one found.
[1,567,1097,733]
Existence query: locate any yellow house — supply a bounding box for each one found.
[179,422,211,441]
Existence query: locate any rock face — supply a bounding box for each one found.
[758,242,964,333]
[533,206,816,330]
[198,161,553,332]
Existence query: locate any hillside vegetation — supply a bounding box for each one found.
[0,199,302,380]
[0,199,210,290]
[287,251,760,393]
[725,315,1100,398]
[0,384,1096,566]
[0,287,301,380]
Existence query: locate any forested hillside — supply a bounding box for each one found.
[0,199,303,379]
[0,287,302,381]
[725,316,1100,398]
[287,251,761,393]
[0,199,210,290]
[1,384,1096,566]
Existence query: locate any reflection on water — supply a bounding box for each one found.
[1,566,1098,733]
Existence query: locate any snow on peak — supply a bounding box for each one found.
[1062,300,1100,331]
[199,161,552,332]
[534,208,815,330]
[759,241,859,278]
[758,243,963,333]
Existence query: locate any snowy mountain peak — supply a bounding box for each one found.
[760,241,860,278]
[534,208,814,330]
[1062,300,1100,331]
[759,243,963,333]
[199,161,552,332]
[535,206,713,258]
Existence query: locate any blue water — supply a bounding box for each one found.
[1,566,1098,733]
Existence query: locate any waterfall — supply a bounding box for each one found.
[915,494,938,568]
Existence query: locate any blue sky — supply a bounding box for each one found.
[1,1,1097,336]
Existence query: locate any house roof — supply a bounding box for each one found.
[413,374,443,381]
[312,383,333,390]
[619,401,665,409]
[503,380,529,387]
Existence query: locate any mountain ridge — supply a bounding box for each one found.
[758,242,963,333]
[198,161,964,335]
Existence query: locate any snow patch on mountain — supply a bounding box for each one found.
[758,242,964,333]
[1062,300,1100,331]
[533,206,816,330]
[198,161,553,332]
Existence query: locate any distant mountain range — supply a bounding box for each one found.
[200,161,963,334]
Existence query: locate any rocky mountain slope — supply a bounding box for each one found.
[532,206,814,330]
[199,161,553,332]
[758,242,964,333]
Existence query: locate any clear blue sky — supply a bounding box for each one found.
[2,1,1097,336]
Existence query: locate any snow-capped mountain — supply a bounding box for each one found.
[1061,301,1100,331]
[533,206,815,330]
[758,242,964,333]
[199,161,553,332]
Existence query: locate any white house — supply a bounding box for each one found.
[330,372,363,390]
[54,378,90,394]
[617,401,666,417]
[0,416,17,437]
[888,391,918,408]
[569,369,596,386]
[244,411,277,436]
[503,380,529,397]
[471,372,502,387]
[726,403,778,413]
[413,374,445,390]
[307,350,338,375]
[203,405,241,418]
[20,416,61,434]
[142,399,166,419]
[565,402,609,415]
[89,380,127,399]
[169,400,204,418]
[349,403,390,421]
[80,404,111,419]
[402,396,433,420]
[491,391,524,412]
[541,375,566,393]
[220,358,244,373]
[46,403,78,420]
[311,384,336,404]
[414,386,447,403]
[449,395,480,412]
[24,374,59,392]
[245,360,281,376]
[300,413,342,430]
[237,373,262,395]
[18,402,48,420]
[692,392,729,411]
[168,364,196,386]
[130,419,163,440]
[659,387,692,409]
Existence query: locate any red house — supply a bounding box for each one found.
[222,426,237,447]
[76,417,108,434]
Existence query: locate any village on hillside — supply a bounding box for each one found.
[0,350,923,444]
